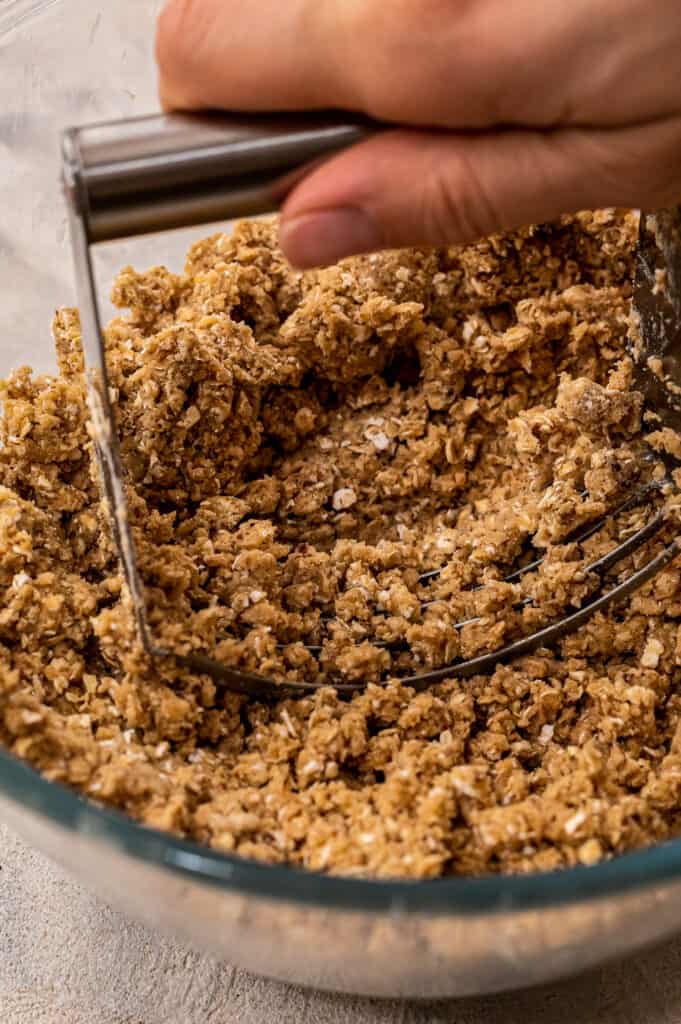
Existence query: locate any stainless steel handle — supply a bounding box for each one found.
[62,111,378,243]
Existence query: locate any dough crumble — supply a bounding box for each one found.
[2,210,681,879]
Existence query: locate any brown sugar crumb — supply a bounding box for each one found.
[3,209,681,880]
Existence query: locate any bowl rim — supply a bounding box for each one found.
[6,0,681,923]
[2,743,681,916]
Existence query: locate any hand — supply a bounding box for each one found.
[156,0,681,267]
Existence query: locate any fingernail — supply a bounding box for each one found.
[279,207,380,268]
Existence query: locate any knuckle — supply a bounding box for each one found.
[422,170,463,245]
[341,0,480,122]
[422,152,502,244]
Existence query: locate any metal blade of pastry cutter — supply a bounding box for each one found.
[63,113,681,699]
[62,112,378,699]
[632,207,681,439]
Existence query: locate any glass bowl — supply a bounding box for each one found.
[2,0,681,998]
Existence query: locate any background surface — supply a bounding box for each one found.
[2,822,681,1024]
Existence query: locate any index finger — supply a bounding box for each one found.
[156,0,670,130]
[156,0,354,114]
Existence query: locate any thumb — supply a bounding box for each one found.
[278,127,637,268]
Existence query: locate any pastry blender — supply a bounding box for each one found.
[62,112,681,699]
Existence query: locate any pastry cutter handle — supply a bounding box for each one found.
[63,110,378,243]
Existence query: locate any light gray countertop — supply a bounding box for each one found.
[2,823,681,1024]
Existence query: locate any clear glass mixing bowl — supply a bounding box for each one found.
[3,0,681,999]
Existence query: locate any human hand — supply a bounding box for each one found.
[156,0,681,267]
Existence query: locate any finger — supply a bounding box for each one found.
[157,0,675,130]
[156,0,352,114]
[278,121,681,268]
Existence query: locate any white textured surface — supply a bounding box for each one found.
[2,824,681,1023]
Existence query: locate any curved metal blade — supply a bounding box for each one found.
[633,206,681,433]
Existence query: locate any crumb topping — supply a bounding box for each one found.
[2,210,681,879]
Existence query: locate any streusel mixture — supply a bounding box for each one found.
[2,209,681,878]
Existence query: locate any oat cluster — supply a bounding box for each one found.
[2,210,681,878]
